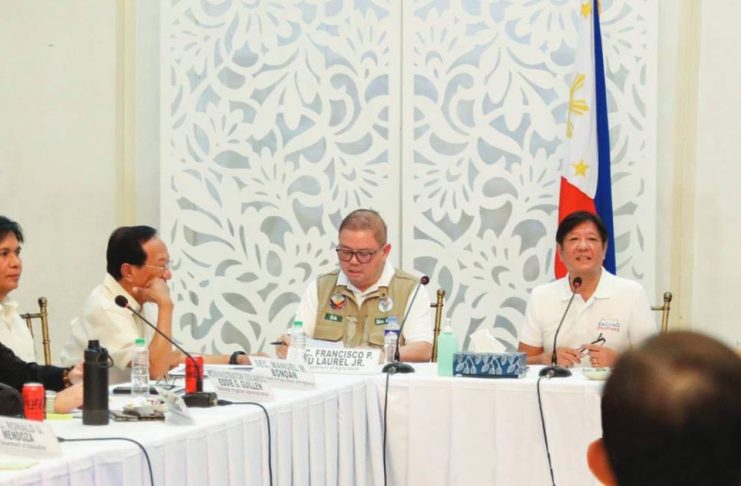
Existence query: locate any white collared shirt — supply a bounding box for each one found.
[519,268,656,363]
[60,274,154,384]
[295,261,433,344]
[0,297,36,362]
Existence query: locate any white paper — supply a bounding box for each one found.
[469,329,507,353]
[208,369,274,401]
[166,363,253,377]
[305,337,344,349]
[250,357,317,389]
[0,416,61,458]
[303,348,381,374]
[157,389,195,425]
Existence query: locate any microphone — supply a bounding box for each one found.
[114,295,216,407]
[382,275,430,374]
[539,276,582,378]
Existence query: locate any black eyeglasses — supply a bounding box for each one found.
[335,247,383,264]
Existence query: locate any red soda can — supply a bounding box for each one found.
[23,383,45,421]
[185,355,204,393]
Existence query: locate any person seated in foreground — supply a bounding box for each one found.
[518,211,656,368]
[277,209,433,362]
[61,226,252,384]
[587,331,741,486]
[0,215,39,362]
[0,341,83,415]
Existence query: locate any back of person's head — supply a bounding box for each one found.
[339,209,387,245]
[599,331,741,486]
[106,226,157,280]
[0,216,24,243]
[555,210,608,245]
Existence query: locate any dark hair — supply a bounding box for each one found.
[601,331,741,486]
[0,216,24,244]
[339,209,387,246]
[555,211,608,245]
[106,226,158,280]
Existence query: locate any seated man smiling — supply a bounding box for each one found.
[518,211,656,368]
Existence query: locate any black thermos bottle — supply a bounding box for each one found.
[83,339,110,425]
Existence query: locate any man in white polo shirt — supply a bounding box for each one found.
[518,211,656,368]
[61,225,252,384]
[278,209,433,362]
[0,216,37,363]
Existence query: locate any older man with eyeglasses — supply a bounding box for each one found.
[61,226,251,383]
[277,209,433,362]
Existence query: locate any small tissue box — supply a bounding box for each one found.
[452,352,527,378]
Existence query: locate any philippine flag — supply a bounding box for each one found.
[555,0,616,278]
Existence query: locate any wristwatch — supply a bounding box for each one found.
[229,351,247,365]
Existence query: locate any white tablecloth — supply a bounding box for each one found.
[2,365,605,486]
[377,364,604,486]
[0,372,383,486]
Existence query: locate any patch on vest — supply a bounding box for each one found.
[324,312,343,323]
[374,317,388,326]
[377,295,393,313]
[329,293,346,310]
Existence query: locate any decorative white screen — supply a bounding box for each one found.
[161,0,656,353]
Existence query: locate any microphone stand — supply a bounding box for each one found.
[115,296,217,407]
[539,277,582,378]
[382,276,429,374]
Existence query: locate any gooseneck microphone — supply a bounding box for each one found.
[539,276,582,378]
[114,295,217,407]
[381,275,430,374]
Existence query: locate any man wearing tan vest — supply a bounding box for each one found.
[278,209,433,362]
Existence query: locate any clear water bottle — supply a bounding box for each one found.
[384,316,400,363]
[289,321,306,364]
[131,338,149,400]
[437,318,459,377]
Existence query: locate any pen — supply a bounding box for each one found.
[269,340,286,345]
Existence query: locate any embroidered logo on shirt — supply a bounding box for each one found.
[324,313,343,323]
[597,319,620,332]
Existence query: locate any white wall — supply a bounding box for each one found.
[690,0,741,345]
[0,0,120,361]
[0,1,161,362]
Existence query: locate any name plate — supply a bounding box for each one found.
[303,348,380,374]
[0,416,61,458]
[250,357,316,389]
[208,368,275,401]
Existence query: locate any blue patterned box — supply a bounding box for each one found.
[452,352,527,378]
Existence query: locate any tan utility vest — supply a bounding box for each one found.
[313,269,419,348]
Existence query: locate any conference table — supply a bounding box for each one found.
[0,372,383,486]
[1,364,604,486]
[379,364,604,486]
